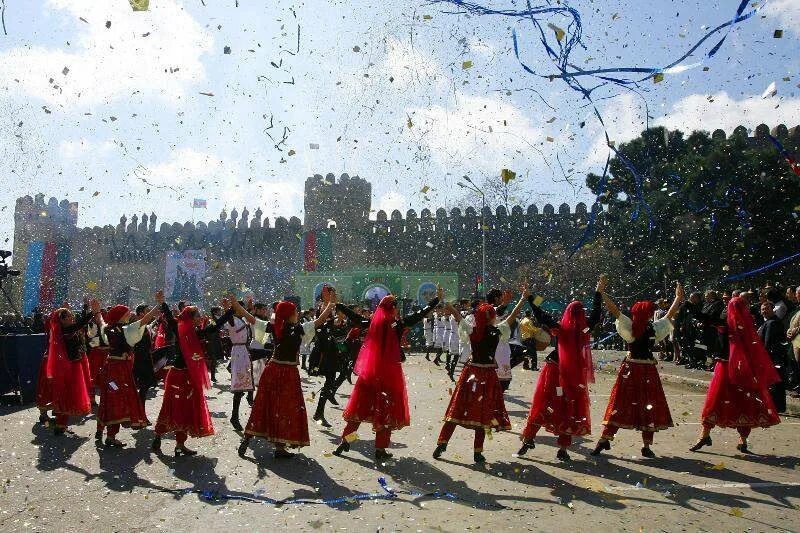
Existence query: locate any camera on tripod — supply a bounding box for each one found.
[0,250,21,280]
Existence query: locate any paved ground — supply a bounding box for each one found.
[1,354,798,532]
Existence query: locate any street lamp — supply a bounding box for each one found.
[457,177,487,301]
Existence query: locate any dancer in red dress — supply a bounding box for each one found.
[94,292,164,447]
[235,296,335,458]
[152,300,234,456]
[86,319,110,407]
[46,300,102,435]
[333,286,442,461]
[35,348,54,426]
[689,296,781,453]
[433,288,528,464]
[591,281,683,458]
[518,276,605,461]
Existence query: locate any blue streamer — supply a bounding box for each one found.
[430,0,765,251]
[723,250,800,282]
[591,331,618,348]
[569,155,609,257]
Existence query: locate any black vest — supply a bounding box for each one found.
[469,326,501,365]
[628,323,656,360]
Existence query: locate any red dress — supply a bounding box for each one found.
[522,359,591,439]
[154,305,227,438]
[97,357,149,428]
[443,363,511,431]
[35,354,52,410]
[700,298,782,430]
[245,320,310,446]
[87,346,109,391]
[602,358,673,432]
[701,359,780,428]
[46,311,92,417]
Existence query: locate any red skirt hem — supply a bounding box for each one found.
[97,359,149,428]
[342,363,410,432]
[50,358,91,417]
[35,356,52,410]
[522,360,591,440]
[244,362,310,447]
[442,364,511,431]
[601,359,673,432]
[700,360,780,429]
[154,368,214,438]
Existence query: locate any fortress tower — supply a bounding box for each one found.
[304,173,371,230]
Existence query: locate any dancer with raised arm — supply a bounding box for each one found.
[517,276,606,461]
[591,281,683,458]
[332,286,442,461]
[234,294,336,458]
[152,299,234,456]
[47,299,102,436]
[433,287,528,464]
[95,292,164,447]
[689,296,781,453]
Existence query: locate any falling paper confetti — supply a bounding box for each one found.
[129,0,149,10]
[462,60,473,69]
[500,168,516,184]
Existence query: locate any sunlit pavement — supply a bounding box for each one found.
[1,355,797,531]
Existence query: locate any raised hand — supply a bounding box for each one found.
[520,284,530,299]
[675,281,685,302]
[597,274,608,294]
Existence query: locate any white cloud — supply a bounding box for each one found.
[145,148,226,186]
[654,91,800,133]
[58,138,115,158]
[584,93,648,166]
[404,92,546,174]
[0,0,213,107]
[385,37,447,91]
[376,191,407,216]
[764,0,800,37]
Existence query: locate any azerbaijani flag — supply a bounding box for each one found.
[22,241,71,314]
[192,198,207,209]
[300,230,332,272]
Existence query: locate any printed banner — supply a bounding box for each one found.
[301,230,332,272]
[22,241,71,315]
[165,249,206,302]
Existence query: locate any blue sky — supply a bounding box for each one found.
[0,0,798,247]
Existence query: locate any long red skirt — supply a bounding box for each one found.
[154,368,214,438]
[602,359,673,432]
[442,364,511,431]
[81,355,93,397]
[522,360,591,440]
[35,356,52,410]
[701,360,781,428]
[50,358,91,417]
[244,361,309,447]
[343,362,410,432]
[97,359,148,428]
[88,347,109,391]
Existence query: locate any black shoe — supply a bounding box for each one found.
[375,449,394,461]
[230,417,243,431]
[425,354,431,361]
[238,438,250,458]
[556,449,571,462]
[448,371,456,382]
[590,439,611,456]
[517,441,534,456]
[175,445,198,457]
[689,435,712,452]
[152,435,162,453]
[53,427,75,436]
[104,438,127,448]
[433,443,447,459]
[641,447,655,458]
[39,413,53,426]
[94,431,103,441]
[473,452,486,464]
[736,442,750,454]
[332,441,350,456]
[313,414,332,428]
[274,448,294,459]
[433,358,441,366]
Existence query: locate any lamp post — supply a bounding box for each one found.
[458,177,487,300]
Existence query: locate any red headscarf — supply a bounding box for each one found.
[630,300,656,339]
[353,295,400,381]
[45,309,69,381]
[176,306,211,392]
[727,297,781,390]
[470,303,497,343]
[273,301,297,341]
[105,304,129,327]
[557,301,595,391]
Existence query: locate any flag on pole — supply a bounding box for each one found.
[192,199,207,209]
